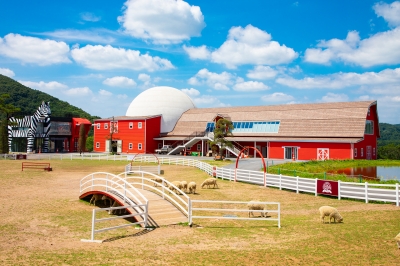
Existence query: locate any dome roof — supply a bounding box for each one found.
[126,86,196,133]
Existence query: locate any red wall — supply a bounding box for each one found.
[354,104,378,160]
[145,116,161,153]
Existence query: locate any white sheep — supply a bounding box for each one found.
[247,201,267,218]
[395,233,400,249]
[109,200,125,215]
[201,178,218,189]
[89,194,102,206]
[180,181,188,192]
[319,206,343,224]
[101,195,114,207]
[151,177,163,187]
[169,181,183,194]
[188,182,197,194]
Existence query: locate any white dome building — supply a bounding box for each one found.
[126,86,196,133]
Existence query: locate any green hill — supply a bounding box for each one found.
[378,123,400,146]
[0,74,99,121]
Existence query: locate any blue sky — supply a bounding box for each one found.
[1,0,400,123]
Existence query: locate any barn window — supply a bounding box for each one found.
[354,148,357,157]
[96,142,100,148]
[138,143,142,150]
[129,122,133,129]
[138,122,142,129]
[129,143,133,149]
[373,148,375,156]
[197,144,201,150]
[361,148,364,157]
[365,120,373,134]
[104,123,108,129]
[96,123,100,129]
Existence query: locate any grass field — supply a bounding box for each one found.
[0,159,399,265]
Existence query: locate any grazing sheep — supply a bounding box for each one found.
[101,195,114,207]
[169,181,183,194]
[247,201,267,218]
[89,194,102,206]
[188,182,197,194]
[395,233,400,249]
[319,206,343,224]
[201,178,218,189]
[151,177,163,187]
[180,181,188,192]
[109,200,125,215]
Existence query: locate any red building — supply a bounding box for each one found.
[93,115,161,154]
[93,87,379,160]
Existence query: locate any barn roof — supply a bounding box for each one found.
[165,101,377,141]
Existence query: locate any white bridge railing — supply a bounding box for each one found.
[38,154,400,207]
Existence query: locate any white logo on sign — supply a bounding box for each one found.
[322,182,332,194]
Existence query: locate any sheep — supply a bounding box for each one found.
[188,182,197,194]
[395,233,400,249]
[319,206,343,224]
[169,181,183,194]
[201,178,218,189]
[180,181,188,192]
[89,194,102,206]
[151,177,163,187]
[247,201,267,218]
[101,195,114,207]
[109,200,125,215]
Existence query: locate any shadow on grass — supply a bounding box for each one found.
[102,227,155,242]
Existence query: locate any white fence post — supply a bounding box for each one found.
[90,209,96,241]
[296,176,299,193]
[338,180,341,200]
[279,174,282,190]
[365,182,368,203]
[315,178,318,196]
[396,183,399,207]
[188,198,192,225]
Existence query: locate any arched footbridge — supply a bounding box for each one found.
[79,171,189,227]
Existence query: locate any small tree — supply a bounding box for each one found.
[78,124,86,154]
[0,94,20,153]
[86,136,94,152]
[208,118,234,159]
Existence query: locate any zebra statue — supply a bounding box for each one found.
[8,101,51,153]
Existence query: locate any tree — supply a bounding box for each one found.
[78,124,86,154]
[105,116,119,154]
[0,94,20,153]
[86,136,93,152]
[208,118,234,159]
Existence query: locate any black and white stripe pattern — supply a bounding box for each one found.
[8,101,51,153]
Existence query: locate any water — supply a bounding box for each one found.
[333,166,400,182]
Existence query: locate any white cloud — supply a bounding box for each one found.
[319,93,349,103]
[192,95,229,107]
[0,33,70,66]
[183,45,211,60]
[276,68,400,89]
[233,81,269,92]
[210,25,298,68]
[188,68,235,90]
[118,0,205,44]
[18,80,68,91]
[138,73,151,82]
[373,1,400,27]
[64,87,92,96]
[0,68,15,77]
[71,44,174,71]
[99,89,113,96]
[247,65,278,80]
[80,12,101,22]
[304,27,400,67]
[103,76,137,87]
[261,92,295,103]
[181,88,200,97]
[41,29,115,44]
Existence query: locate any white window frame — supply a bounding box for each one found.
[104,123,108,129]
[197,144,201,150]
[129,143,133,149]
[110,121,118,133]
[96,123,100,129]
[354,148,357,157]
[138,122,142,129]
[96,142,100,148]
[138,143,142,150]
[373,147,375,156]
[361,148,364,157]
[129,122,133,129]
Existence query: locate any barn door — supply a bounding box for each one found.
[317,148,329,160]
[366,146,372,160]
[105,140,110,152]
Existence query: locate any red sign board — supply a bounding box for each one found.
[317,180,338,197]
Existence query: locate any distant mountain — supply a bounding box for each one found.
[378,123,400,147]
[0,74,100,121]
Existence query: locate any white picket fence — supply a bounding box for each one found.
[19,153,400,206]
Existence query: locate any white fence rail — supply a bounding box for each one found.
[189,200,281,228]
[30,153,399,207]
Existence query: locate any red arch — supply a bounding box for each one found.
[235,146,267,186]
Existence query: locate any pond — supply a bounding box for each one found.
[332,166,400,182]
